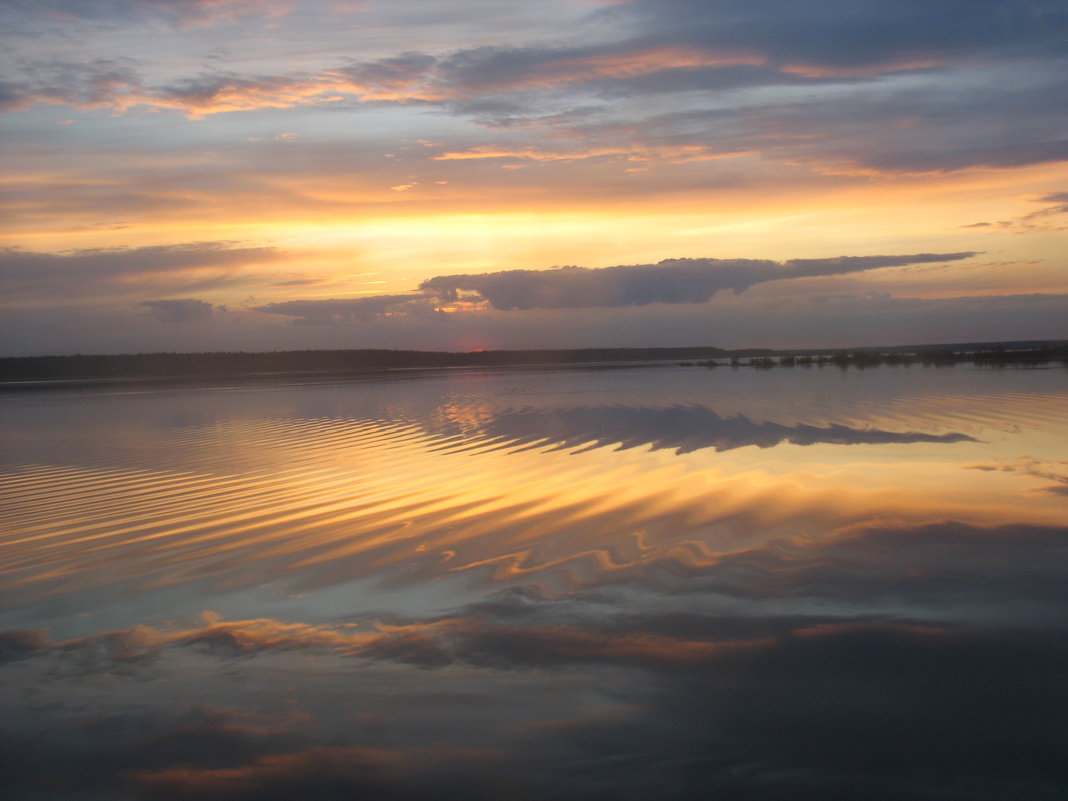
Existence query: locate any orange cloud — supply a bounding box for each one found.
[497,46,766,91]
[24,70,445,120]
[126,743,501,798]
[432,143,752,165]
[781,58,942,79]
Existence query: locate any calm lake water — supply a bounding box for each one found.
[2,363,1067,800]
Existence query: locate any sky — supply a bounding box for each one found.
[1,0,1066,356]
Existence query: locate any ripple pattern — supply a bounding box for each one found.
[1,366,1066,614]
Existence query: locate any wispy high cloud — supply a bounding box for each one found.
[141,297,221,322]
[0,242,282,303]
[964,190,1068,233]
[253,295,436,325]
[2,0,295,28]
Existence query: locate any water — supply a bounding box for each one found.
[2,363,1066,800]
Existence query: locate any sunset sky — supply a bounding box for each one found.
[2,0,1066,355]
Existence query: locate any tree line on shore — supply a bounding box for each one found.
[1,342,1065,386]
[683,344,1068,370]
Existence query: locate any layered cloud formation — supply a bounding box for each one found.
[420,254,977,310]
[0,0,1065,353]
[253,252,978,324]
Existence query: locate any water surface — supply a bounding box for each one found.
[2,364,1066,800]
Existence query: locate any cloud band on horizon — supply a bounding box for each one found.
[255,252,978,323]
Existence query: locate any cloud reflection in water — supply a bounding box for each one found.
[482,404,979,453]
[1,365,1066,800]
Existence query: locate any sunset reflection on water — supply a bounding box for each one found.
[2,364,1066,800]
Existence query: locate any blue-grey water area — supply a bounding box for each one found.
[2,363,1066,800]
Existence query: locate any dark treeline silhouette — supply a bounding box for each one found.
[0,347,763,385]
[2,341,1065,388]
[687,342,1068,370]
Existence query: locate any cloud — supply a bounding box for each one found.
[430,142,752,164]
[2,0,294,28]
[248,253,977,327]
[966,457,1068,497]
[126,744,508,801]
[0,628,50,664]
[435,43,769,95]
[1016,191,1068,229]
[3,4,1064,182]
[0,615,371,670]
[361,618,768,673]
[176,615,367,657]
[417,253,976,311]
[614,0,1068,70]
[0,80,32,111]
[963,191,1068,232]
[609,66,1068,176]
[0,242,282,303]
[5,289,1065,357]
[253,294,436,325]
[0,58,439,119]
[0,45,803,119]
[141,298,219,323]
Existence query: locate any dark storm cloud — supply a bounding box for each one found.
[0,242,281,301]
[418,253,975,311]
[478,405,978,455]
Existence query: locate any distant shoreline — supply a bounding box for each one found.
[1,340,1065,391]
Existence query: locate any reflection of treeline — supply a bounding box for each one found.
[688,343,1068,370]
